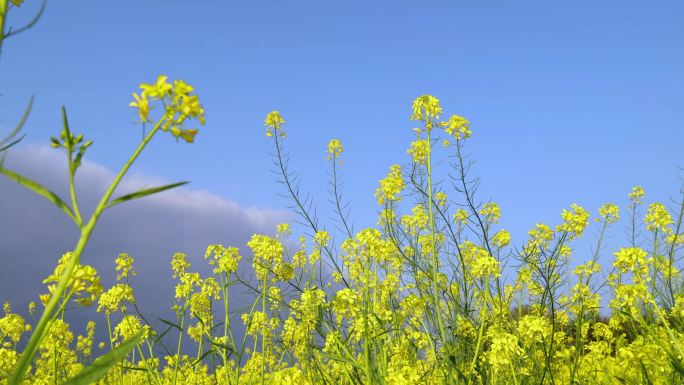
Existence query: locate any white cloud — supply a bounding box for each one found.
[0,145,290,326]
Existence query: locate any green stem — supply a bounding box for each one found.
[136,345,162,385]
[172,306,187,385]
[261,275,268,385]
[470,276,490,374]
[426,128,447,349]
[67,150,84,226]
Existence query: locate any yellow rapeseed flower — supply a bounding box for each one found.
[410,94,442,122]
[375,164,405,205]
[140,75,172,99]
[128,93,150,122]
[628,186,645,204]
[644,202,673,233]
[557,204,589,238]
[598,203,620,224]
[491,229,511,248]
[480,202,501,224]
[441,114,471,140]
[115,253,136,281]
[265,111,285,138]
[327,139,343,160]
[407,139,429,165]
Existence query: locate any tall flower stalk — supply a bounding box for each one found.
[2,76,205,385]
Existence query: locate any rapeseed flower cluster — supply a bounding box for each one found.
[4,93,684,385]
[130,75,205,143]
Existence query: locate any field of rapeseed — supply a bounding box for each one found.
[2,2,684,385]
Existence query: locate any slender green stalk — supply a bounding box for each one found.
[136,345,163,385]
[426,127,447,351]
[331,154,353,239]
[261,275,268,385]
[363,259,373,385]
[470,276,490,374]
[172,306,187,385]
[67,150,83,226]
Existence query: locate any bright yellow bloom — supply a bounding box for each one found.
[401,205,429,233]
[375,164,405,205]
[453,208,468,225]
[644,202,673,233]
[247,233,291,281]
[327,139,343,160]
[175,127,199,143]
[573,260,601,277]
[179,94,205,121]
[518,315,552,345]
[613,247,648,273]
[524,223,554,255]
[97,283,135,315]
[140,75,172,99]
[115,253,136,281]
[491,229,511,248]
[471,252,501,278]
[242,311,270,337]
[410,94,442,122]
[76,321,96,357]
[434,191,448,207]
[172,79,194,96]
[133,76,205,143]
[598,203,620,224]
[407,139,429,165]
[41,252,103,307]
[486,329,522,372]
[277,223,291,236]
[441,114,471,140]
[114,315,149,341]
[128,93,150,122]
[557,203,589,238]
[666,232,684,248]
[204,244,241,275]
[0,306,29,343]
[480,202,501,224]
[174,272,201,300]
[313,231,331,247]
[171,252,190,278]
[265,111,285,138]
[628,186,645,204]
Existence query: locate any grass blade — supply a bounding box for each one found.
[0,95,33,149]
[105,181,189,209]
[62,331,143,385]
[0,167,77,224]
[0,134,25,153]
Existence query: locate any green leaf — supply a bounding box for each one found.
[0,95,33,149]
[0,167,77,224]
[62,331,143,385]
[0,96,33,163]
[669,351,684,376]
[193,349,214,367]
[158,318,183,332]
[316,350,363,370]
[639,361,654,385]
[0,135,25,153]
[208,339,235,355]
[105,181,189,209]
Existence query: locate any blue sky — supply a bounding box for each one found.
[2,0,684,264]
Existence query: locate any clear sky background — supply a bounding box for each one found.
[1,1,684,314]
